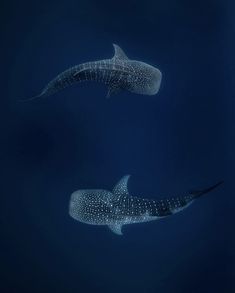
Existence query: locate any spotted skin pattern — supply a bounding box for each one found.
[25,44,162,101]
[69,175,223,235]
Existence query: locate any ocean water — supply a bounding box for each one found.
[1,0,234,292]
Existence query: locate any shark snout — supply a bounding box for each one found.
[150,68,162,95]
[69,191,79,220]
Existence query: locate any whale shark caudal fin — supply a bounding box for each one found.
[19,92,44,103]
[189,181,224,199]
[108,224,123,235]
[18,88,48,103]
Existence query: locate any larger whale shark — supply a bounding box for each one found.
[69,175,223,235]
[25,44,162,101]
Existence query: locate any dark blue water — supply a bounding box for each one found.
[1,0,234,292]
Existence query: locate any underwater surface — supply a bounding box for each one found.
[1,0,234,292]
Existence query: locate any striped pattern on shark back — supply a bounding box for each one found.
[110,193,194,219]
[120,180,224,219]
[73,60,131,88]
[41,65,80,97]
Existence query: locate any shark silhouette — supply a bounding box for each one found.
[24,44,162,101]
[69,175,223,235]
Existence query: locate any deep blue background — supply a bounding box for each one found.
[1,0,234,292]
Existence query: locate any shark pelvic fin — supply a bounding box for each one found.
[106,84,122,98]
[112,44,129,60]
[108,224,123,235]
[113,175,130,197]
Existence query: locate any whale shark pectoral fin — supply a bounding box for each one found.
[108,224,123,235]
[113,175,130,197]
[106,83,122,98]
[112,44,129,60]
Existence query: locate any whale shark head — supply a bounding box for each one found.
[124,61,162,96]
[69,189,115,225]
[143,63,162,95]
[69,175,132,234]
[111,44,162,96]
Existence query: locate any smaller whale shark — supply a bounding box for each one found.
[24,44,162,101]
[69,175,223,235]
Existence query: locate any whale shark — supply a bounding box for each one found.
[24,44,162,101]
[69,175,223,235]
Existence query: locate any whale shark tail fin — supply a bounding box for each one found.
[17,88,49,103]
[190,181,224,199]
[18,93,44,103]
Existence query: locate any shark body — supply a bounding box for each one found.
[69,175,222,235]
[26,44,162,100]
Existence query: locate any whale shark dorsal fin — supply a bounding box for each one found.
[112,44,129,60]
[113,175,130,197]
[108,224,123,235]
